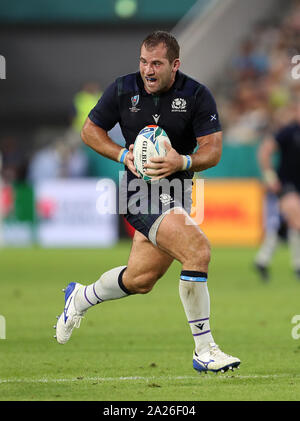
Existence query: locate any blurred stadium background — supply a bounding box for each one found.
[1,0,300,402]
[0,0,299,249]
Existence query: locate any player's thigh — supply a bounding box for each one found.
[123,230,174,292]
[280,192,300,229]
[156,208,211,271]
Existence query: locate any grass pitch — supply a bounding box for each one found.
[1,240,300,401]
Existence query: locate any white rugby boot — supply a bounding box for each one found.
[54,282,86,344]
[193,342,240,373]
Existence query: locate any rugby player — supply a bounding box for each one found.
[55,31,240,373]
[258,98,300,279]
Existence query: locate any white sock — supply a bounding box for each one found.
[179,271,215,354]
[75,266,131,312]
[288,229,300,270]
[255,231,278,267]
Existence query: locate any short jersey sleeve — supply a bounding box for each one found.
[88,81,120,131]
[274,125,291,150]
[193,85,222,138]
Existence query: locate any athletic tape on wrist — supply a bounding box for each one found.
[182,155,192,171]
[118,148,129,164]
[263,169,278,184]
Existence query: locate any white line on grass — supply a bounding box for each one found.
[0,374,296,384]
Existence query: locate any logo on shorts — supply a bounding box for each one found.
[129,95,141,112]
[159,193,174,206]
[172,98,187,112]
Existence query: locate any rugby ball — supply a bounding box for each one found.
[133,125,171,182]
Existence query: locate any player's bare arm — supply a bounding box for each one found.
[144,131,222,179]
[81,117,139,177]
[258,135,281,193]
[191,131,222,171]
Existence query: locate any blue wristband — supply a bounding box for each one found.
[186,155,192,170]
[119,148,129,164]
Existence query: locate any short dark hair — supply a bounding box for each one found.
[141,31,180,63]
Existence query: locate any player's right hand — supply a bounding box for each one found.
[263,169,281,194]
[125,144,140,178]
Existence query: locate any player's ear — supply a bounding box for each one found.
[173,58,181,72]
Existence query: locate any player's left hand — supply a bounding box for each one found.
[144,141,183,180]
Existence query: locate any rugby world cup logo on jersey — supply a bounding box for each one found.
[172,98,187,112]
[129,95,141,112]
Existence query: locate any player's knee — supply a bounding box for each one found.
[287,218,300,231]
[185,235,211,268]
[201,243,211,266]
[196,243,211,267]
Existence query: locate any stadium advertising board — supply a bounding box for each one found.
[35,178,118,247]
[192,179,264,246]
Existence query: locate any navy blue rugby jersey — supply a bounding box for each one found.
[88,70,222,180]
[274,122,300,190]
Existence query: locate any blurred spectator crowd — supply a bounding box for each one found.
[0,0,299,184]
[0,81,125,185]
[0,81,102,184]
[217,0,300,144]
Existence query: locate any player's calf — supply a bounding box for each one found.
[122,268,164,294]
